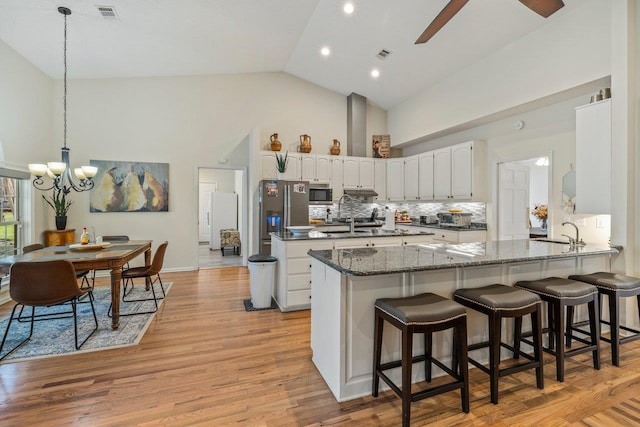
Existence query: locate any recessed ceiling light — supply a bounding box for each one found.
[343,2,354,14]
[371,69,380,78]
[321,46,331,57]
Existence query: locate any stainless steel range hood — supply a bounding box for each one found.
[347,92,367,157]
[344,188,378,198]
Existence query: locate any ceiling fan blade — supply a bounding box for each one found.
[518,0,565,18]
[415,0,469,45]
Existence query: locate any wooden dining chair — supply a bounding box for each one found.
[23,243,92,291]
[110,241,168,317]
[0,260,98,360]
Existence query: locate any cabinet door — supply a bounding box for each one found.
[315,156,332,184]
[404,156,419,200]
[418,152,434,201]
[300,155,316,182]
[369,237,402,247]
[386,159,405,201]
[374,159,387,202]
[433,147,451,200]
[451,142,473,200]
[359,158,375,189]
[431,229,458,243]
[260,152,278,180]
[403,235,433,245]
[576,100,611,214]
[343,157,360,189]
[333,237,371,249]
[283,153,301,181]
[331,158,344,202]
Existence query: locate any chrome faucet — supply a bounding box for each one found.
[562,221,585,247]
[337,194,355,233]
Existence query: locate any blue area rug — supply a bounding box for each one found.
[0,281,171,363]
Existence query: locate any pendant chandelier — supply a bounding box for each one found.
[28,7,97,194]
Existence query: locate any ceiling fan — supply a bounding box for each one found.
[415,0,565,44]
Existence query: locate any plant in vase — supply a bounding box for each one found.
[275,151,288,179]
[532,203,548,229]
[43,189,73,230]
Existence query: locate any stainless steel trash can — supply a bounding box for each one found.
[248,254,277,309]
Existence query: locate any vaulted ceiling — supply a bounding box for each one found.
[0,0,585,109]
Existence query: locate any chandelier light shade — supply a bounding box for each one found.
[28,7,97,195]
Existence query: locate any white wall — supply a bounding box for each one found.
[388,0,611,146]
[0,39,53,242]
[199,168,236,193]
[49,72,350,270]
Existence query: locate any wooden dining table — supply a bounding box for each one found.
[4,240,152,330]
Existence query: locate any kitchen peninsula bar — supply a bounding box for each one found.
[307,240,618,402]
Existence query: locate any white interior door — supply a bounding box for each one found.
[498,163,530,240]
[198,182,217,242]
[209,192,238,249]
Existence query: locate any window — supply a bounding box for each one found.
[0,176,20,258]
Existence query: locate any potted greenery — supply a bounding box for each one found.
[275,151,288,179]
[43,189,73,230]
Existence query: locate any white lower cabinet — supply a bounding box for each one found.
[333,236,402,249]
[431,229,487,243]
[271,239,333,311]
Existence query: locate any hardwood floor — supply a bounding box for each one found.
[1,267,640,426]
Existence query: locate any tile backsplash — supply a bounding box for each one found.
[310,201,486,223]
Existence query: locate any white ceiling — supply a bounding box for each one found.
[0,0,583,110]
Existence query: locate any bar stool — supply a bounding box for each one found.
[568,272,640,366]
[373,293,469,427]
[515,277,600,382]
[453,284,544,404]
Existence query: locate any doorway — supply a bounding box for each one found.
[497,155,550,240]
[197,167,246,269]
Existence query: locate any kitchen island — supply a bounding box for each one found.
[270,227,435,311]
[307,240,618,402]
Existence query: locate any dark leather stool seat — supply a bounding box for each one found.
[373,293,469,427]
[454,284,544,404]
[515,277,600,381]
[569,272,640,366]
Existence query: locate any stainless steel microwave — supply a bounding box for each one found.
[309,187,333,204]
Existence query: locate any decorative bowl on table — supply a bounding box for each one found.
[286,226,315,236]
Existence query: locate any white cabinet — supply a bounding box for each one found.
[431,229,487,243]
[374,159,387,202]
[575,99,611,214]
[301,155,332,184]
[386,158,405,201]
[333,236,402,249]
[404,155,420,200]
[260,151,300,181]
[331,158,343,202]
[272,238,333,311]
[418,152,434,201]
[433,141,485,201]
[343,157,375,190]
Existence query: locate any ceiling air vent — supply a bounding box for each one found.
[96,5,119,20]
[376,49,391,60]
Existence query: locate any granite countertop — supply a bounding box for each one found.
[307,239,618,276]
[271,227,435,241]
[400,223,488,231]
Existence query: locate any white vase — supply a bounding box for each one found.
[276,172,285,180]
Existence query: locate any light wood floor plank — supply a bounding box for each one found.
[1,267,640,426]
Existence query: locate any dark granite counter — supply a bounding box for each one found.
[307,239,618,276]
[271,228,435,241]
[398,223,488,231]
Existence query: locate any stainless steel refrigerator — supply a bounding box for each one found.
[259,180,310,254]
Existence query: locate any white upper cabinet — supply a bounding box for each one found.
[260,151,301,181]
[403,155,420,200]
[575,99,611,214]
[386,158,405,201]
[433,141,485,201]
[343,157,375,190]
[418,152,434,201]
[433,147,452,199]
[330,157,344,202]
[301,154,331,184]
[374,159,387,202]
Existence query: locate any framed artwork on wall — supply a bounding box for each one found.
[372,135,390,158]
[89,160,169,212]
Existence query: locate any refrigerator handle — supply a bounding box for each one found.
[284,185,291,228]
